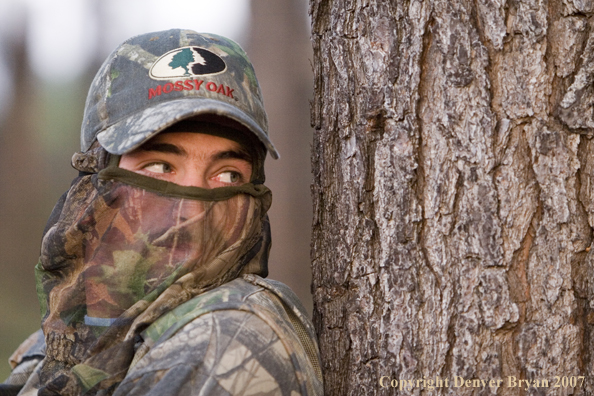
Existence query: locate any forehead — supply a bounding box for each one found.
[150,131,244,150]
[138,131,253,165]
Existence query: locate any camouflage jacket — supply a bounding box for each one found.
[3,275,323,396]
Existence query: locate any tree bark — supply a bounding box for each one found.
[310,1,594,395]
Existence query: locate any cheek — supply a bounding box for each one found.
[210,195,249,243]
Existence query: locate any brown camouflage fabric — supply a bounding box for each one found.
[30,147,273,395]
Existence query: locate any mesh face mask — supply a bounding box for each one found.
[35,145,272,395]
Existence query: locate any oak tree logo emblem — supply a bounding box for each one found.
[149,47,226,80]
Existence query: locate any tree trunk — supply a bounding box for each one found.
[310,1,594,395]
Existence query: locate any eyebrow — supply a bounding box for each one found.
[214,149,252,163]
[137,142,186,156]
[136,142,252,163]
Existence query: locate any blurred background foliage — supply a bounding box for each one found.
[0,0,313,380]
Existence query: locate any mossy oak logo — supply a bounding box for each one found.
[149,47,226,80]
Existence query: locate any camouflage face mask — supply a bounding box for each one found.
[35,155,271,395]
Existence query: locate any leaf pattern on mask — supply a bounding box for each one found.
[35,174,271,395]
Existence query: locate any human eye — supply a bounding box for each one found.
[142,162,172,174]
[213,170,243,185]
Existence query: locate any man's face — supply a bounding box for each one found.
[119,131,253,188]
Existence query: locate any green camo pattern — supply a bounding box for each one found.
[8,276,323,395]
[112,275,323,396]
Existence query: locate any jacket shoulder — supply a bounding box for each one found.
[133,275,323,396]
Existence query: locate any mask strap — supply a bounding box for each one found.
[98,159,270,201]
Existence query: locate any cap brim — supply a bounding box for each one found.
[96,97,279,159]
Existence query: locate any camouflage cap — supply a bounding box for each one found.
[81,29,279,159]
